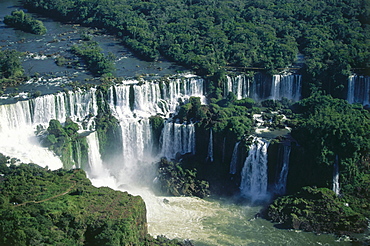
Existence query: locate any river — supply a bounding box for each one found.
[0,1,358,245]
[0,0,188,103]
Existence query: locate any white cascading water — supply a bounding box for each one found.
[225,74,302,102]
[0,88,99,169]
[270,74,302,101]
[32,89,98,128]
[229,141,240,174]
[86,131,118,188]
[224,75,251,100]
[240,137,270,202]
[347,75,370,105]
[160,121,196,160]
[333,155,340,196]
[274,144,291,195]
[109,76,206,118]
[206,128,214,162]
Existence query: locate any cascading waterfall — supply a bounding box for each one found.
[240,137,270,201]
[274,144,291,195]
[160,121,196,160]
[224,75,251,100]
[229,141,240,174]
[347,75,370,105]
[101,76,203,186]
[225,74,302,102]
[32,89,98,128]
[86,131,118,188]
[0,75,203,171]
[0,88,99,169]
[333,155,340,196]
[109,76,205,118]
[270,74,302,101]
[206,128,214,162]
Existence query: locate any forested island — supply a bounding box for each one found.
[4,9,46,35]
[0,0,369,245]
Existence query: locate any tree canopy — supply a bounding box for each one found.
[22,0,369,77]
[292,94,370,195]
[4,9,47,35]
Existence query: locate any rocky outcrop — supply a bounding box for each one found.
[264,187,368,235]
[155,158,210,198]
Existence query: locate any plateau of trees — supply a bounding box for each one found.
[22,0,369,80]
[292,94,370,190]
[4,9,47,35]
[0,155,193,246]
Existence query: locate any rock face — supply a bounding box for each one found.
[264,187,367,235]
[155,158,210,198]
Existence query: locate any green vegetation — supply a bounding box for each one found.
[150,115,165,154]
[22,0,369,79]
[198,93,255,140]
[0,155,191,245]
[156,158,210,198]
[94,88,123,163]
[0,49,25,91]
[40,118,89,169]
[291,94,370,194]
[266,187,367,234]
[4,10,46,35]
[71,41,116,77]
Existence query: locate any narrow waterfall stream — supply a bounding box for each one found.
[206,128,214,162]
[229,141,240,175]
[239,137,270,202]
[274,144,291,195]
[333,155,340,196]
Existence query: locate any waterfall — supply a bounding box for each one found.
[224,75,250,100]
[225,74,301,102]
[86,131,117,188]
[206,128,214,162]
[86,132,104,177]
[0,100,63,169]
[32,89,98,128]
[160,121,196,160]
[240,137,270,201]
[274,144,291,195]
[109,76,205,118]
[229,141,240,174]
[0,88,98,169]
[333,155,340,196]
[270,75,301,101]
[0,75,203,170]
[347,75,370,105]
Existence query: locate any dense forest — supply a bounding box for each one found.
[22,0,369,82]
